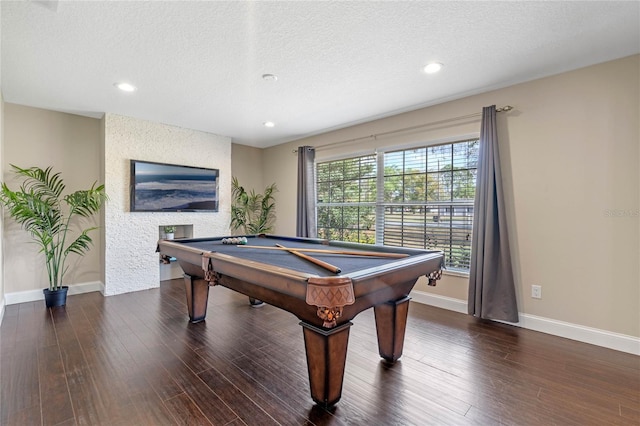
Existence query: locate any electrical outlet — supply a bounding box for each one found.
[531,285,542,299]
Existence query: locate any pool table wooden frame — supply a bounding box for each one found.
[157,235,444,407]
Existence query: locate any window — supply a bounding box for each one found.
[316,138,479,271]
[382,139,478,270]
[316,155,377,244]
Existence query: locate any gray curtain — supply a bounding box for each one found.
[296,146,317,237]
[468,106,518,322]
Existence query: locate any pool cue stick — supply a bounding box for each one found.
[237,245,408,258]
[275,244,342,274]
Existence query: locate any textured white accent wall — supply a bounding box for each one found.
[103,114,231,296]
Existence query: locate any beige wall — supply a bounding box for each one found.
[231,143,264,191]
[3,104,103,293]
[0,0,4,320]
[231,143,281,234]
[1,107,231,298]
[0,56,636,342]
[0,93,4,315]
[263,55,640,338]
[99,116,106,286]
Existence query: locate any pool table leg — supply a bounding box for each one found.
[301,321,352,407]
[374,296,411,363]
[184,273,210,323]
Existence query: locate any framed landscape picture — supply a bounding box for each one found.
[130,160,219,212]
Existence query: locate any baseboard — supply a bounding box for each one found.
[0,297,5,326]
[5,281,104,305]
[509,313,640,356]
[410,290,468,314]
[410,290,640,356]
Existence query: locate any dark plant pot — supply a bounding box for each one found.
[43,286,69,308]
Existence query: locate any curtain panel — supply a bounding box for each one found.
[296,146,317,237]
[468,106,518,322]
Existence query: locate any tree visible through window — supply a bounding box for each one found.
[316,155,377,244]
[316,138,479,271]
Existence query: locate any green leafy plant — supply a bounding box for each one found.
[0,165,107,291]
[164,225,176,234]
[230,176,277,234]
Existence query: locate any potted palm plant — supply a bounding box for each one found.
[230,177,277,234]
[0,165,107,308]
[230,177,277,307]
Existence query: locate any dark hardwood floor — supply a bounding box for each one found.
[1,279,638,425]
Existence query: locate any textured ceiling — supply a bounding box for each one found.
[2,1,639,148]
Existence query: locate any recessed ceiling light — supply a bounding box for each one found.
[262,74,278,81]
[263,121,275,128]
[423,63,443,74]
[114,82,137,92]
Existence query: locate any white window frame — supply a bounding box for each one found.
[315,133,479,272]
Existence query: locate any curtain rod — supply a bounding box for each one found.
[293,105,513,153]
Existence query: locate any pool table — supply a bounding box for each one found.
[157,234,444,407]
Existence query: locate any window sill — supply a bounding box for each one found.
[442,269,469,279]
